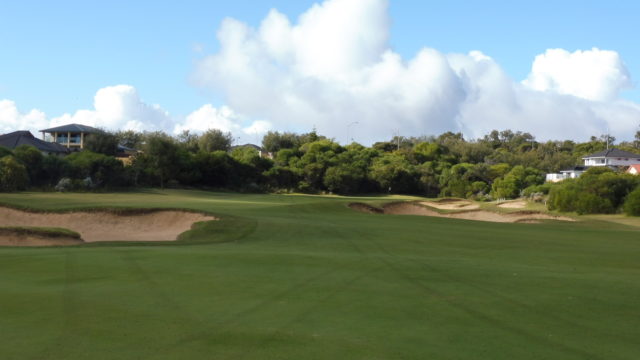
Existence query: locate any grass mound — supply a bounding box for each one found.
[0,226,81,239]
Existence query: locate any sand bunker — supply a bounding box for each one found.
[350,202,574,224]
[0,207,217,246]
[497,200,528,209]
[421,199,480,211]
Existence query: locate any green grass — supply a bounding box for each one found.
[0,189,639,359]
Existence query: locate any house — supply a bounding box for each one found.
[582,148,640,167]
[230,144,273,159]
[545,166,587,182]
[40,123,102,151]
[546,148,640,182]
[0,131,69,155]
[116,144,139,165]
[627,164,640,175]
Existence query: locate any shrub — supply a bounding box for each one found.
[548,169,640,215]
[575,193,614,215]
[0,156,29,191]
[624,187,640,216]
[54,177,73,192]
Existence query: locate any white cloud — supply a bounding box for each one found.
[49,85,173,132]
[2,0,639,145]
[193,0,640,143]
[173,104,272,139]
[1,85,270,144]
[0,100,48,134]
[243,120,272,135]
[523,48,632,101]
[174,104,240,134]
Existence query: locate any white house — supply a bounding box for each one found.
[545,167,588,182]
[546,148,640,182]
[582,148,640,167]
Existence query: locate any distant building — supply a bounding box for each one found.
[115,144,139,165]
[230,144,273,159]
[545,166,588,183]
[40,123,101,151]
[546,148,640,182]
[0,131,69,155]
[582,148,640,167]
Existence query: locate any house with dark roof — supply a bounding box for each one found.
[582,148,640,167]
[0,131,69,155]
[40,123,102,151]
[546,148,640,182]
[230,143,273,159]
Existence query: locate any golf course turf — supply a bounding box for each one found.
[0,190,639,359]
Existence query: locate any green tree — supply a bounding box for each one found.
[370,153,417,193]
[198,129,233,152]
[176,130,200,152]
[0,156,29,191]
[66,151,127,187]
[142,133,181,188]
[13,145,44,186]
[115,130,144,149]
[0,147,13,158]
[84,131,119,156]
[624,187,640,216]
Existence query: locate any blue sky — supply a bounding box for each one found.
[1,0,639,142]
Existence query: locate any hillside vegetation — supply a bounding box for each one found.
[1,129,640,214]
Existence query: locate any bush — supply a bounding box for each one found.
[522,183,552,197]
[54,177,73,192]
[624,187,640,216]
[66,151,128,187]
[548,169,640,214]
[0,156,29,191]
[575,193,614,215]
[323,165,365,194]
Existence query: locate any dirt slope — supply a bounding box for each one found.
[350,202,574,224]
[0,207,217,244]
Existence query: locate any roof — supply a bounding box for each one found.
[230,143,266,151]
[40,123,101,134]
[583,148,640,159]
[0,131,69,154]
[627,164,640,173]
[560,166,587,173]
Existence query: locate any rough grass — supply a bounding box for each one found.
[0,190,639,359]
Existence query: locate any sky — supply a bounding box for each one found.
[1,0,639,145]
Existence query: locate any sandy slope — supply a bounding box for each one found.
[0,207,217,245]
[421,199,480,211]
[350,202,574,223]
[497,200,528,209]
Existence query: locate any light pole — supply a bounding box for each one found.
[347,121,359,145]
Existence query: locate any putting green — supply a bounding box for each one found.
[0,190,638,359]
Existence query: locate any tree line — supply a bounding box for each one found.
[1,128,639,215]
